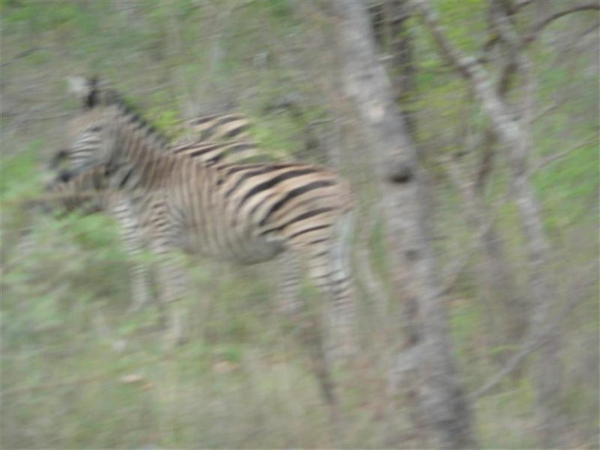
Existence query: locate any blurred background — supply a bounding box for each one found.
[1,0,598,448]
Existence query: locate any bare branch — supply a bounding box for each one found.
[522,3,600,47]
[514,0,536,10]
[530,138,598,173]
[411,0,524,148]
[577,21,600,40]
[410,1,471,78]
[438,157,515,296]
[531,93,569,124]
[0,47,41,67]
[472,262,596,398]
[477,0,551,64]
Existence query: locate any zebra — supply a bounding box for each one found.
[55,79,356,356]
[45,113,262,313]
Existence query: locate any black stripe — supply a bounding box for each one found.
[260,207,334,235]
[284,207,334,227]
[306,238,328,246]
[258,180,335,226]
[191,114,221,125]
[287,224,330,240]
[246,192,277,222]
[171,143,198,153]
[223,166,276,199]
[189,145,220,158]
[225,163,306,175]
[221,126,247,139]
[236,169,318,210]
[118,166,134,188]
[192,114,244,126]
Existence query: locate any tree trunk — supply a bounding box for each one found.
[385,0,418,138]
[331,1,478,448]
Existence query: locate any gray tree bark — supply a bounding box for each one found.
[331,1,478,448]
[385,0,418,139]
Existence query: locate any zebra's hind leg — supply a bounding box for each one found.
[326,210,356,360]
[300,240,356,361]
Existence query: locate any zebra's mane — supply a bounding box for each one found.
[86,80,169,149]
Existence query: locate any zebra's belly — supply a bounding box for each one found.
[182,227,285,265]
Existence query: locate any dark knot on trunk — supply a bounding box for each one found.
[386,158,414,184]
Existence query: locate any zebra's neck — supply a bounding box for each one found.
[107,106,180,191]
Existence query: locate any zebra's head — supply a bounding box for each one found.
[55,76,166,180]
[46,78,116,184]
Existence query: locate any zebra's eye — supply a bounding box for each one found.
[48,149,68,169]
[58,171,72,182]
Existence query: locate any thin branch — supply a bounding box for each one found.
[522,3,600,47]
[531,93,569,124]
[530,138,598,173]
[514,0,536,11]
[471,262,595,398]
[410,1,471,78]
[437,156,515,296]
[478,0,536,60]
[436,207,504,297]
[412,0,526,152]
[577,21,600,40]
[0,47,41,67]
[490,0,522,52]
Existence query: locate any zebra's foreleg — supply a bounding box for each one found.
[155,253,189,347]
[146,221,189,347]
[110,198,154,313]
[276,250,304,316]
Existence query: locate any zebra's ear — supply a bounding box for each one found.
[48,149,68,170]
[67,76,100,109]
[67,76,90,97]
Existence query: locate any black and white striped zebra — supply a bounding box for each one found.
[55,79,356,356]
[46,113,261,312]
